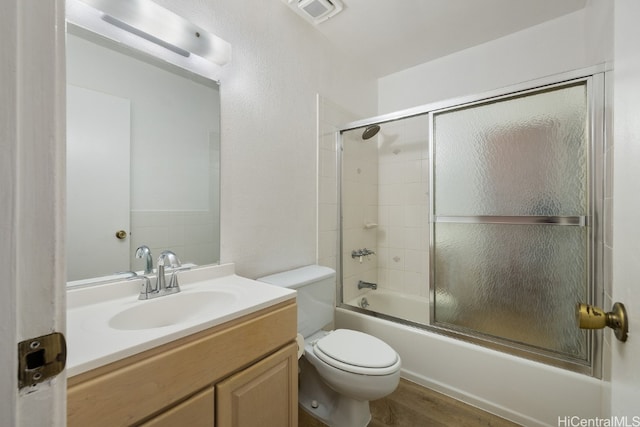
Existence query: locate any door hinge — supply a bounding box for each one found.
[18,332,67,390]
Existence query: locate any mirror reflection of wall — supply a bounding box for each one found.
[66,28,221,284]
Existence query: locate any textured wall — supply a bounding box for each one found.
[378,6,612,113]
[155,0,377,278]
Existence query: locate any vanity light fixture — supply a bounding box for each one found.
[100,14,191,58]
[66,0,231,70]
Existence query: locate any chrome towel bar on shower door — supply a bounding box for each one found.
[434,215,587,226]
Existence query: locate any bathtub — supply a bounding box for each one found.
[337,291,603,427]
[346,289,429,324]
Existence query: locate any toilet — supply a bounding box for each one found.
[258,265,401,427]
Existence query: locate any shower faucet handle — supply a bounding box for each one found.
[351,248,376,263]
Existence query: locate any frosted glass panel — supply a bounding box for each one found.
[434,83,588,216]
[434,223,588,360]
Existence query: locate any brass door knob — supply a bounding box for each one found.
[115,230,128,240]
[577,302,628,342]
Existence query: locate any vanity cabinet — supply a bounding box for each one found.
[217,343,297,426]
[67,300,297,427]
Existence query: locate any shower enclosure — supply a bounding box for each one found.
[337,67,605,375]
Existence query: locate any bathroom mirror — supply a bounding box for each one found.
[66,24,221,286]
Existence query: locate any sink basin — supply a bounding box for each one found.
[66,266,297,377]
[109,291,237,330]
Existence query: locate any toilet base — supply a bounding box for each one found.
[299,357,372,427]
[331,398,371,427]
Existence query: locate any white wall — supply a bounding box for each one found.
[154,0,378,278]
[378,4,612,113]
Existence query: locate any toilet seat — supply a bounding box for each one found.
[313,329,400,376]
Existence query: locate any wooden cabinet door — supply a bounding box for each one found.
[216,342,298,427]
[141,386,214,427]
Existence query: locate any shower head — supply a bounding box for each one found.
[362,124,381,140]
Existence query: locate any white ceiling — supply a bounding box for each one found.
[297,0,587,78]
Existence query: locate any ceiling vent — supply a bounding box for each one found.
[282,0,344,25]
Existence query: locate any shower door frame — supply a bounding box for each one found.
[336,65,607,377]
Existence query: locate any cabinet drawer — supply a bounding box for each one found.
[141,387,214,427]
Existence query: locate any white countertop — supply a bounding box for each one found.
[66,263,296,377]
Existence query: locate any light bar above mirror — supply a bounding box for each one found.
[66,0,231,79]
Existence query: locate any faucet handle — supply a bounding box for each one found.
[132,275,154,300]
[168,270,181,290]
[157,250,182,293]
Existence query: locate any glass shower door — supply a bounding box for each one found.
[431,79,596,367]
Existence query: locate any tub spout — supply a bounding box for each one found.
[358,280,377,290]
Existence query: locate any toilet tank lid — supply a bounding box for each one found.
[257,265,335,289]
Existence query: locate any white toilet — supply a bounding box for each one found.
[258,265,401,427]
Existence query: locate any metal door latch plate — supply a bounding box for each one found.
[18,332,66,389]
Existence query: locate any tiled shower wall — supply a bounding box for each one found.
[341,125,379,302]
[376,116,430,297]
[318,94,431,302]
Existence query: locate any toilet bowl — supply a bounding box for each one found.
[299,330,401,426]
[257,266,401,427]
[306,329,401,399]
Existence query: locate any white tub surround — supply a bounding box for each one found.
[346,290,429,325]
[67,263,295,377]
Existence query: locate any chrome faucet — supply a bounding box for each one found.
[135,245,153,274]
[137,250,182,300]
[357,280,377,290]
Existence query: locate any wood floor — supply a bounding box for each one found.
[298,378,521,427]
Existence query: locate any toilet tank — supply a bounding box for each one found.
[258,265,335,338]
